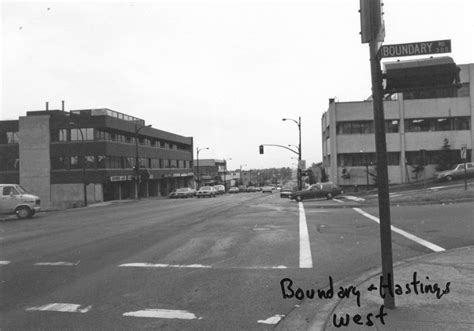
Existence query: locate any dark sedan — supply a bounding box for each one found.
[289,182,342,202]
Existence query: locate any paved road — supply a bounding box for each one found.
[1,193,472,330]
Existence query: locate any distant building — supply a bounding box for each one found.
[322,63,473,187]
[193,159,226,186]
[0,108,194,209]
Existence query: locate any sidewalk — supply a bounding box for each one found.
[276,246,474,330]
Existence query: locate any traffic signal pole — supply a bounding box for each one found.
[369,41,395,309]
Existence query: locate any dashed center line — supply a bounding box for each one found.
[34,261,80,266]
[0,260,11,265]
[353,207,445,252]
[123,309,202,320]
[26,303,91,313]
[119,263,212,268]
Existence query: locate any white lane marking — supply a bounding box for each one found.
[119,263,288,269]
[343,195,365,202]
[298,202,313,268]
[123,309,202,320]
[26,303,91,313]
[258,314,285,324]
[333,198,344,203]
[353,208,445,252]
[34,261,80,266]
[119,263,211,268]
[0,260,11,265]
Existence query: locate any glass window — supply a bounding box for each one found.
[51,156,68,169]
[359,122,373,134]
[84,156,95,168]
[97,156,106,168]
[70,156,80,169]
[435,118,452,131]
[385,120,399,133]
[454,117,470,130]
[406,119,430,132]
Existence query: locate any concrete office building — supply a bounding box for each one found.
[0,107,194,209]
[321,63,473,188]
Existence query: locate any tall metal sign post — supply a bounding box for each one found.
[360,0,395,309]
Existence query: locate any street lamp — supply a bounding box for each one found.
[239,164,247,186]
[134,124,152,199]
[69,122,87,207]
[282,116,302,190]
[196,147,209,189]
[223,158,232,192]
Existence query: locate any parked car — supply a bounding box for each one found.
[280,185,297,198]
[290,182,342,201]
[174,187,196,198]
[228,187,240,193]
[196,186,217,198]
[262,186,274,193]
[214,185,226,195]
[238,185,247,192]
[0,184,41,219]
[434,162,474,181]
[247,186,257,192]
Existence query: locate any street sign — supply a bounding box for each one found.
[380,39,451,58]
[460,144,467,159]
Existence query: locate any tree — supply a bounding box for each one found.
[435,138,456,171]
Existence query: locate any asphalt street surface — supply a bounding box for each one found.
[1,192,472,330]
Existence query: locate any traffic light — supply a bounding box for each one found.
[383,56,461,93]
[259,145,264,154]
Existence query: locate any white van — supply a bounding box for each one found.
[0,184,41,219]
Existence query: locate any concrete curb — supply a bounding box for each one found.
[275,246,474,331]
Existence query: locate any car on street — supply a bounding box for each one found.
[228,187,240,193]
[289,182,343,201]
[214,185,226,195]
[0,184,41,219]
[434,162,474,181]
[280,184,297,198]
[246,186,257,192]
[261,186,274,193]
[174,187,196,198]
[196,186,217,198]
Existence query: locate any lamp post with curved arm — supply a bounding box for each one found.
[282,116,302,190]
[134,124,152,199]
[69,122,87,207]
[196,147,209,189]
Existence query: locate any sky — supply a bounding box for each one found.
[1,0,473,171]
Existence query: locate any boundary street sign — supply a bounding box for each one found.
[381,39,451,58]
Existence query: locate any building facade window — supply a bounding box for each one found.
[0,131,19,144]
[405,117,471,132]
[70,156,80,169]
[336,121,374,135]
[51,156,69,169]
[385,120,399,133]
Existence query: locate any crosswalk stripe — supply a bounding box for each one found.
[26,303,91,313]
[123,309,202,320]
[353,208,445,252]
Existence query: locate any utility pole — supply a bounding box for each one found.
[361,0,395,309]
